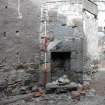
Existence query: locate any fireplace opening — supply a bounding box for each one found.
[51,52,71,81]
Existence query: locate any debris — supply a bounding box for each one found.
[46,75,80,94]
[24,96,33,102]
[32,85,38,92]
[86,88,96,97]
[34,91,44,97]
[33,88,44,97]
[0,80,8,91]
[0,93,34,105]
[83,83,90,91]
[57,75,70,85]
[46,75,70,90]
[46,75,70,87]
[20,86,27,94]
[77,84,83,92]
[46,82,57,89]
[70,82,78,88]
[80,90,86,96]
[83,74,91,86]
[71,91,81,100]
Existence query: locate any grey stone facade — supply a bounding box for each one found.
[49,38,86,83]
[0,0,40,65]
[0,0,40,94]
[40,1,87,83]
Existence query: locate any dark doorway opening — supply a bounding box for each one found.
[51,52,71,81]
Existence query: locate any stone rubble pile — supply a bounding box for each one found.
[2,92,105,105]
[0,73,101,105]
[0,63,40,98]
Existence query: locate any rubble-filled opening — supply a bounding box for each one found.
[51,52,71,81]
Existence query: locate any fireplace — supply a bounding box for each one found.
[46,39,86,83]
[51,52,71,81]
[39,38,86,83]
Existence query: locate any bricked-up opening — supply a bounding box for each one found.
[51,52,71,81]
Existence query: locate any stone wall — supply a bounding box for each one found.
[40,1,87,83]
[49,38,86,83]
[0,0,40,96]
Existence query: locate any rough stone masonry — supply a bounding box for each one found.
[40,0,87,83]
[0,0,96,97]
[0,0,40,96]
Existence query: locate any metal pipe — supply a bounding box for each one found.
[43,9,48,85]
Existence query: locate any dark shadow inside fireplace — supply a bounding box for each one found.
[51,52,71,81]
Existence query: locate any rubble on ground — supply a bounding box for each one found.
[0,73,104,105]
[0,63,40,99]
[1,92,105,105]
[46,75,78,93]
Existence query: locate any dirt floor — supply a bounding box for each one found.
[91,68,105,96]
[1,68,105,105]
